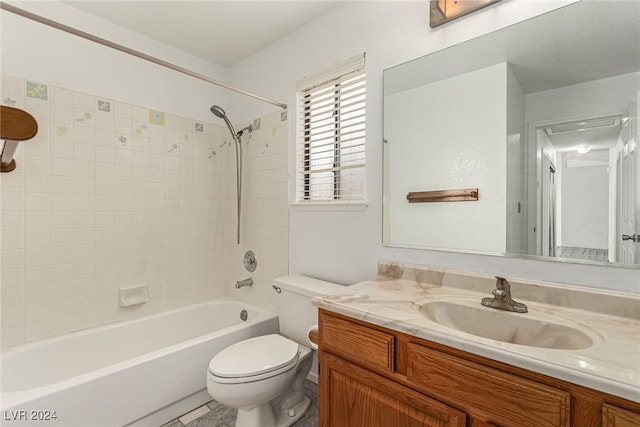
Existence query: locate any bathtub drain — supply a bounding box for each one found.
[240,310,248,321]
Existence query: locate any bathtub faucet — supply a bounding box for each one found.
[235,278,253,289]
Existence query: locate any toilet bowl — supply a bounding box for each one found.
[207,334,313,427]
[206,275,343,427]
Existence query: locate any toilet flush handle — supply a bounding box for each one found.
[307,325,319,350]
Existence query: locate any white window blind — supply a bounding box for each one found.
[296,54,366,203]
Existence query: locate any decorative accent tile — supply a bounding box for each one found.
[3,97,17,106]
[149,110,165,126]
[167,143,178,153]
[55,125,68,138]
[253,118,261,130]
[117,134,130,146]
[280,111,288,121]
[26,81,48,100]
[97,100,111,113]
[207,150,216,159]
[134,124,148,136]
[75,111,93,124]
[195,123,204,133]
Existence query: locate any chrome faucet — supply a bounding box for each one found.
[235,278,253,289]
[481,276,528,313]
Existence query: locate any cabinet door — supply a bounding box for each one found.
[603,403,640,427]
[319,352,465,427]
[407,343,570,427]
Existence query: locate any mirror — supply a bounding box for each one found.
[383,1,640,267]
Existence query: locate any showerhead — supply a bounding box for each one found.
[210,105,226,119]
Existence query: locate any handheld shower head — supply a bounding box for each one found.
[210,105,226,119]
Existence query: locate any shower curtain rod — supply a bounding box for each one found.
[0,2,288,110]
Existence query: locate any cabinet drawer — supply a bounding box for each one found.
[407,343,570,427]
[319,311,394,372]
[602,403,640,427]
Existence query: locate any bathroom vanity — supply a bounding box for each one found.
[313,263,640,427]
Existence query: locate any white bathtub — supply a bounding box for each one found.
[0,298,279,426]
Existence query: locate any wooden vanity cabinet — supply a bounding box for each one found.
[317,309,640,427]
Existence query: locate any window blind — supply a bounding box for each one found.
[296,54,366,203]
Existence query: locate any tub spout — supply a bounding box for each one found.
[235,278,253,289]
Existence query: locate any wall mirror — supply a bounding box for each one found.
[383,1,640,268]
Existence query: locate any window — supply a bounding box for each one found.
[296,54,366,203]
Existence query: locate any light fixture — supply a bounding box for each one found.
[430,0,502,28]
[577,145,591,154]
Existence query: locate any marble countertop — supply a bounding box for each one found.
[312,262,640,403]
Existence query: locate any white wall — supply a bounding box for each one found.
[231,0,639,292]
[385,63,506,252]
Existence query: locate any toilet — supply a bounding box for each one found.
[206,275,342,427]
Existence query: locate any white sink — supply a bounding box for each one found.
[418,299,594,350]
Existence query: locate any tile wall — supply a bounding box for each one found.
[0,75,289,347]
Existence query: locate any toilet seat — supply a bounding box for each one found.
[208,334,299,384]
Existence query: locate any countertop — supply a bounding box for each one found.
[312,262,640,403]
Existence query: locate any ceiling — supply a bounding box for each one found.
[64,1,341,68]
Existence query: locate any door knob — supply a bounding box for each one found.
[622,234,638,242]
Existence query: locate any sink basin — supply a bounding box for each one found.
[418,300,593,350]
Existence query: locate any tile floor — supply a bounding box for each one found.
[161,380,318,427]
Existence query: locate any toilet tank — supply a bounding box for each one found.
[274,275,343,346]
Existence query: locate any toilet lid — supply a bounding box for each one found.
[208,334,299,378]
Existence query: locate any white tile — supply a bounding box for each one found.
[2,268,24,288]
[25,265,50,286]
[25,301,50,323]
[74,160,95,178]
[74,92,94,110]
[50,176,74,193]
[24,211,51,230]
[94,113,114,131]
[114,102,133,119]
[25,319,51,342]
[50,140,74,159]
[50,264,74,283]
[1,305,24,328]
[74,195,96,212]
[74,142,96,161]
[25,229,50,248]
[1,211,24,232]
[25,174,50,193]
[25,247,50,267]
[25,192,50,211]
[49,211,73,229]
[51,246,74,265]
[51,281,74,299]
[95,146,115,163]
[1,191,25,211]
[51,228,74,246]
[1,286,24,307]
[51,157,74,176]
[95,129,115,146]
[50,86,74,107]
[74,261,95,279]
[74,228,95,246]
[2,249,24,270]
[25,155,50,175]
[73,126,95,145]
[114,178,133,196]
[51,193,74,211]
[179,405,210,425]
[1,325,25,347]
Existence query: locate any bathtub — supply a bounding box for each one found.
[1,298,279,426]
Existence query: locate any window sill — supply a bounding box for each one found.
[290,201,368,212]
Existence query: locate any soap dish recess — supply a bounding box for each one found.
[119,284,149,307]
